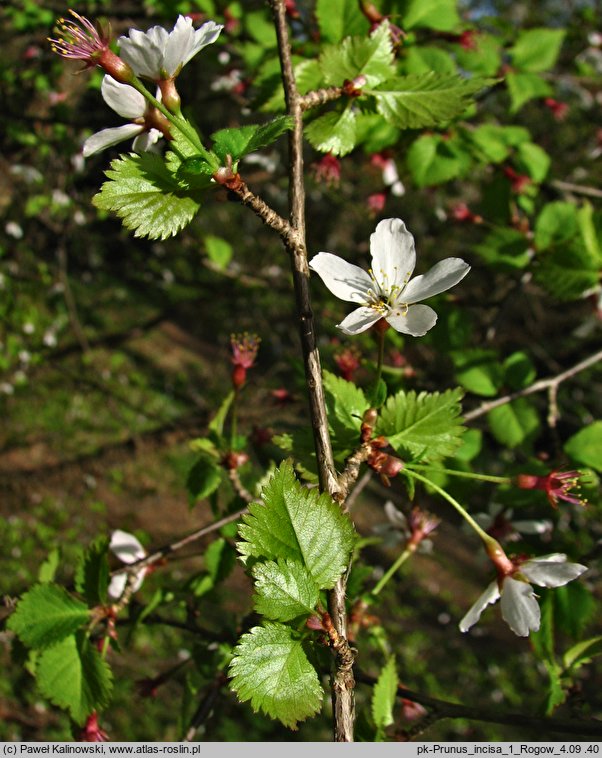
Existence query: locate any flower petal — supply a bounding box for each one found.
[402,258,470,304]
[101,76,146,119]
[512,519,553,535]
[337,307,382,335]
[118,28,164,79]
[386,303,437,336]
[165,18,222,76]
[83,124,143,157]
[309,252,373,303]
[370,218,416,294]
[132,128,164,153]
[384,501,409,531]
[521,556,588,588]
[107,570,145,600]
[109,529,146,564]
[459,580,500,632]
[500,577,540,636]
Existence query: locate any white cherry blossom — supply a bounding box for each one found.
[108,529,147,600]
[118,15,222,81]
[83,76,163,157]
[460,553,587,637]
[309,218,470,336]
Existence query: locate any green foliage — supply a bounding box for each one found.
[229,623,323,730]
[237,461,356,589]
[371,657,398,736]
[186,455,223,504]
[407,133,469,187]
[93,153,209,240]
[204,235,233,270]
[7,584,90,649]
[376,388,465,462]
[505,72,552,113]
[211,117,294,164]
[319,24,395,87]
[487,399,539,448]
[75,539,110,607]
[323,371,369,456]
[305,108,358,157]
[396,0,460,31]
[564,422,602,472]
[35,633,113,725]
[252,559,320,622]
[510,28,566,73]
[369,73,493,130]
[315,0,369,43]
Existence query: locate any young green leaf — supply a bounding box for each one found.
[563,636,602,672]
[305,107,358,156]
[7,584,90,649]
[319,23,395,88]
[564,422,602,473]
[187,455,223,505]
[211,116,293,163]
[252,559,320,622]
[399,0,460,31]
[315,0,369,43]
[323,370,369,453]
[204,235,233,270]
[93,153,206,240]
[208,390,235,438]
[74,538,110,607]
[505,72,552,113]
[238,461,356,589]
[371,656,398,732]
[35,633,113,725]
[369,73,493,129]
[229,622,323,729]
[376,388,465,462]
[510,28,566,73]
[38,548,61,584]
[407,133,469,187]
[487,398,539,448]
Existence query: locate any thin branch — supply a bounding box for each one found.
[357,671,602,737]
[114,507,248,577]
[464,349,602,422]
[299,86,344,111]
[269,0,355,741]
[551,179,602,199]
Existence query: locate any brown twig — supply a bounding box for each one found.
[551,179,602,199]
[269,0,355,741]
[355,671,602,738]
[299,86,344,111]
[464,349,602,423]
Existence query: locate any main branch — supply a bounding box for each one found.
[268,0,355,741]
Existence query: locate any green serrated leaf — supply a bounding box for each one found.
[452,349,503,397]
[369,73,492,130]
[534,242,600,301]
[189,538,236,597]
[305,107,358,156]
[504,351,536,391]
[211,117,293,163]
[404,46,457,74]
[319,23,395,88]
[323,370,369,454]
[577,203,602,264]
[542,659,566,715]
[7,584,90,649]
[238,461,356,589]
[487,399,539,448]
[229,622,323,729]
[474,227,531,270]
[564,422,602,473]
[315,0,369,43]
[36,633,113,725]
[376,388,465,462]
[535,202,579,251]
[531,591,555,664]
[253,559,320,622]
[74,538,109,606]
[93,153,205,240]
[371,656,398,731]
[510,28,566,73]
[516,142,550,183]
[454,33,501,76]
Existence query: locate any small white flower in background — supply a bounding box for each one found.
[108,529,147,600]
[460,553,587,637]
[83,76,164,158]
[118,15,223,81]
[309,218,470,336]
[374,501,437,553]
[473,503,553,543]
